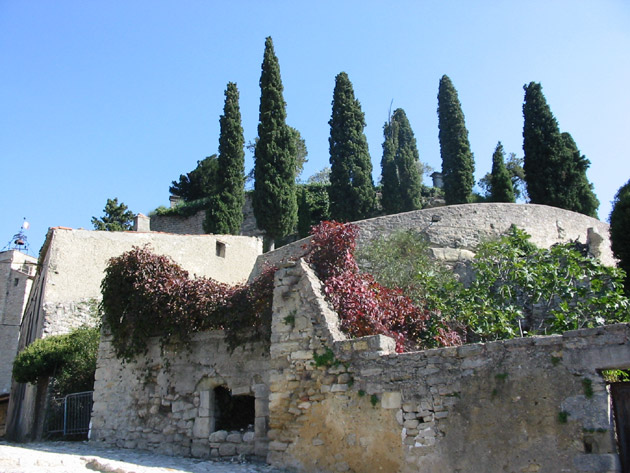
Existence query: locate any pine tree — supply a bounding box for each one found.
[253,37,297,244]
[92,198,135,231]
[328,72,376,222]
[204,82,245,235]
[522,82,599,216]
[489,142,515,203]
[610,179,630,291]
[381,108,423,214]
[170,155,219,202]
[437,75,475,204]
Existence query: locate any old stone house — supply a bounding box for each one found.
[5,202,629,472]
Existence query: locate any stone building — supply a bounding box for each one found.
[0,250,37,435]
[90,203,628,472]
[5,227,262,441]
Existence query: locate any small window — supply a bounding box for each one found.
[14,278,19,287]
[216,241,226,258]
[214,386,255,431]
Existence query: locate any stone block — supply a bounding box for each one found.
[381,391,402,409]
[573,453,621,472]
[226,433,242,443]
[218,443,237,456]
[191,441,210,458]
[209,430,228,442]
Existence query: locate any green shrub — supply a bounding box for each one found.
[456,226,630,341]
[13,325,100,397]
[358,226,630,343]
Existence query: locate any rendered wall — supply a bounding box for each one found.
[90,331,270,459]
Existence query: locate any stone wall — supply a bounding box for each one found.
[266,259,627,473]
[90,331,270,459]
[6,227,262,441]
[91,255,629,472]
[250,203,614,280]
[148,194,264,238]
[0,250,36,395]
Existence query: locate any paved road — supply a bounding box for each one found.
[0,441,290,473]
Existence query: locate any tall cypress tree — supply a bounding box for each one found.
[253,37,297,244]
[489,142,515,203]
[560,132,599,217]
[204,82,245,234]
[381,108,423,214]
[437,75,475,204]
[610,179,630,292]
[523,82,599,216]
[328,72,376,222]
[381,115,401,214]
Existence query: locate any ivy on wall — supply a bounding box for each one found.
[100,246,275,361]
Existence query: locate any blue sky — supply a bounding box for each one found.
[2,1,629,255]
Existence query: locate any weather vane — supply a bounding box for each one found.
[2,218,31,254]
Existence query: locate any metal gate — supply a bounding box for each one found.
[46,391,93,438]
[611,383,630,473]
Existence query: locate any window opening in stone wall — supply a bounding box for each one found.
[603,369,630,472]
[213,386,254,431]
[216,241,226,258]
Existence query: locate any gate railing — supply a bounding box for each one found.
[46,391,93,438]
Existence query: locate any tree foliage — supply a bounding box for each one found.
[92,198,135,231]
[522,82,598,216]
[246,125,308,182]
[437,75,475,204]
[170,155,219,202]
[610,179,630,291]
[13,325,100,397]
[479,152,526,201]
[381,108,423,214]
[455,227,628,340]
[297,183,331,238]
[359,227,630,343]
[328,72,376,222]
[306,221,461,351]
[489,142,515,202]
[204,82,245,235]
[253,37,297,242]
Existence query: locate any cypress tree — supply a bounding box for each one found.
[328,72,376,222]
[380,115,401,214]
[437,75,475,204]
[560,132,599,217]
[523,82,599,216]
[253,37,297,244]
[489,142,515,203]
[204,82,245,235]
[523,82,566,207]
[381,108,423,214]
[610,179,630,291]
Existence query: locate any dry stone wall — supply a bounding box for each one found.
[90,331,271,459]
[148,194,264,238]
[250,203,615,281]
[265,259,627,473]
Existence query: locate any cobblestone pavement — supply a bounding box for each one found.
[0,441,290,473]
